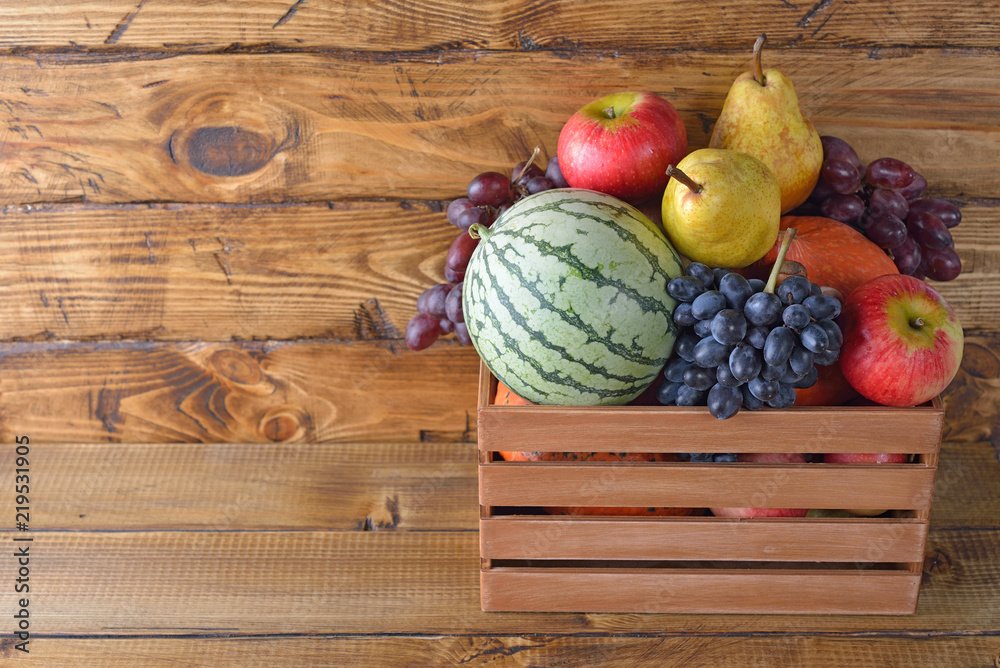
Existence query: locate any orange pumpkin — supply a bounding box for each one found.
[745,216,899,299]
[493,380,534,406]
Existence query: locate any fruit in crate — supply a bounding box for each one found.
[661,148,781,268]
[709,34,823,213]
[801,135,963,281]
[709,453,810,518]
[822,452,909,516]
[839,274,964,407]
[746,216,899,299]
[557,91,688,204]
[657,229,844,420]
[463,189,684,406]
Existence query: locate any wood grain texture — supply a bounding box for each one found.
[0,50,997,204]
[0,201,456,341]
[479,461,936,511]
[0,438,991,533]
[0,529,995,634]
[0,340,480,444]
[0,201,992,340]
[5,635,1000,668]
[942,333,1000,453]
[0,441,477,532]
[1,1,998,51]
[480,516,928,562]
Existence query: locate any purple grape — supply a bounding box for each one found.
[891,235,923,275]
[865,213,908,249]
[467,172,511,207]
[545,156,569,188]
[865,158,916,189]
[445,281,464,323]
[868,188,909,220]
[406,314,442,351]
[907,212,953,249]
[446,230,480,274]
[909,198,962,228]
[511,161,544,186]
[444,266,465,283]
[447,197,475,227]
[808,176,838,203]
[418,283,451,318]
[897,172,927,201]
[821,159,861,194]
[525,176,555,194]
[454,322,473,346]
[819,193,865,225]
[820,136,860,167]
[439,318,454,334]
[455,206,489,232]
[922,246,962,282]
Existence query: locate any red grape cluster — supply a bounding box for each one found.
[405,152,569,351]
[804,136,962,282]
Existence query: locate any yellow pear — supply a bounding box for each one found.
[661,148,781,269]
[710,34,823,213]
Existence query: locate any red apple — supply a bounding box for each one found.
[556,91,687,204]
[710,452,809,518]
[823,452,909,516]
[839,274,963,406]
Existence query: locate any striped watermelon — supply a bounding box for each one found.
[463,188,683,405]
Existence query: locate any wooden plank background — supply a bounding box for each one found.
[0,0,998,665]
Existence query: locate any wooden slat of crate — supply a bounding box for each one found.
[477,404,944,454]
[480,568,921,614]
[476,364,946,455]
[480,517,929,563]
[479,461,937,511]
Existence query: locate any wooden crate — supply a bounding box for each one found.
[477,363,945,615]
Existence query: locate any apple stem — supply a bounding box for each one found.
[911,317,925,329]
[753,33,767,86]
[511,146,541,185]
[764,228,797,294]
[666,165,703,194]
[603,106,616,119]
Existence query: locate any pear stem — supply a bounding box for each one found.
[753,33,767,85]
[666,165,703,194]
[764,228,797,294]
[511,146,541,185]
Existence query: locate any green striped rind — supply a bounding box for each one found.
[463,188,684,406]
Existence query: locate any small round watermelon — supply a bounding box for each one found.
[463,188,683,405]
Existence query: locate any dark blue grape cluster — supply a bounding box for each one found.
[658,263,844,428]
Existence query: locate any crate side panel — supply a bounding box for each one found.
[480,569,921,614]
[479,463,937,510]
[480,517,929,563]
[477,404,943,454]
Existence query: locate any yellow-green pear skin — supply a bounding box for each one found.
[661,148,781,269]
[710,68,823,213]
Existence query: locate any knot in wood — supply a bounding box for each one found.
[258,406,311,442]
[210,349,264,385]
[922,547,953,576]
[186,126,275,177]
